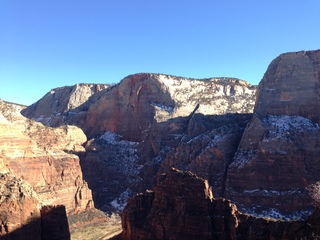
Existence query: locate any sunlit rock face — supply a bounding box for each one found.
[85,74,256,141]
[0,103,93,218]
[21,83,110,127]
[226,50,320,219]
[0,173,41,240]
[21,74,256,141]
[254,50,320,122]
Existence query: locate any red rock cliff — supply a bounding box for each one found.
[121,168,320,240]
[226,50,320,219]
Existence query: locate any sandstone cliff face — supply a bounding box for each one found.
[0,116,92,213]
[85,74,256,141]
[254,50,320,122]
[0,173,71,240]
[0,102,97,237]
[0,173,41,240]
[122,168,320,240]
[22,74,256,141]
[225,50,320,219]
[75,75,255,213]
[137,113,252,196]
[21,83,110,127]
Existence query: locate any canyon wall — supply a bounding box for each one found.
[0,100,97,237]
[121,168,320,240]
[226,50,320,219]
[21,83,110,127]
[22,74,256,141]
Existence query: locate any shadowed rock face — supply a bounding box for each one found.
[0,174,71,240]
[255,50,320,122]
[121,168,320,240]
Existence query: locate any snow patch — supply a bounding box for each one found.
[150,102,173,113]
[264,115,320,134]
[239,205,312,221]
[110,188,133,211]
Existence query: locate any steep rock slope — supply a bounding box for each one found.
[21,74,256,141]
[0,114,92,213]
[0,173,41,240]
[85,74,256,141]
[0,102,100,236]
[0,173,71,240]
[137,113,252,196]
[21,83,110,127]
[254,50,320,121]
[121,168,320,240]
[226,49,320,219]
[69,74,256,212]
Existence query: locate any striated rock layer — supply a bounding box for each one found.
[0,116,92,213]
[121,168,320,240]
[0,102,97,237]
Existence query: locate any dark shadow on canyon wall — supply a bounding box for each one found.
[0,205,70,240]
[78,112,253,213]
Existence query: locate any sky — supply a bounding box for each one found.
[1,1,319,105]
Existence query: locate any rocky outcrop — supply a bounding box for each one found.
[40,205,70,240]
[137,113,252,195]
[121,168,320,240]
[85,74,256,141]
[0,102,98,237]
[225,50,320,219]
[81,131,141,212]
[21,83,110,127]
[254,50,320,122]
[0,173,41,240]
[122,168,215,240]
[75,74,255,211]
[0,173,71,240]
[22,74,256,141]
[0,116,92,213]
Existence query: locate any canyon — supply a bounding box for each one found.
[1,49,320,239]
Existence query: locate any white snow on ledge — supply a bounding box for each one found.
[239,205,312,221]
[110,188,133,211]
[263,115,320,134]
[150,102,174,113]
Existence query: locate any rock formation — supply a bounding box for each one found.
[21,83,110,127]
[0,101,100,237]
[137,113,252,196]
[85,74,256,141]
[0,113,92,213]
[0,173,41,240]
[254,50,320,122]
[226,50,320,219]
[67,75,256,213]
[121,168,320,240]
[22,74,256,141]
[0,173,71,240]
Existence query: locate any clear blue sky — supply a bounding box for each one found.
[1,1,319,105]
